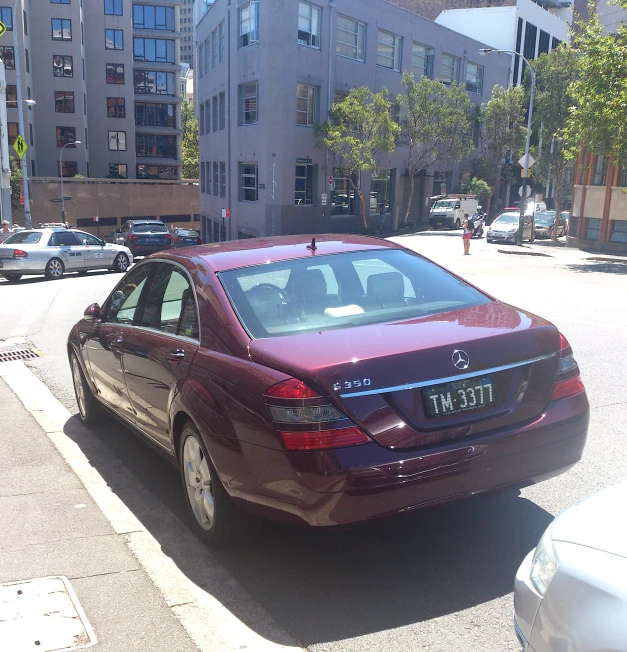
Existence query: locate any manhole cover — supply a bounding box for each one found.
[0,341,40,362]
[0,576,96,651]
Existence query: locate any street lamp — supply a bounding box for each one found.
[479,47,536,246]
[59,140,81,222]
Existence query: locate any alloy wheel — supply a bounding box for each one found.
[115,253,129,272]
[71,356,87,419]
[48,259,63,279]
[183,435,215,531]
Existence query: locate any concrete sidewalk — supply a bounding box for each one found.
[0,374,199,652]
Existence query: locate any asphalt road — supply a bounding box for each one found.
[1,235,626,652]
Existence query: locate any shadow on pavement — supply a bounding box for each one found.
[0,270,117,286]
[64,411,553,647]
[565,262,627,275]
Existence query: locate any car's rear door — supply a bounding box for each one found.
[120,261,200,452]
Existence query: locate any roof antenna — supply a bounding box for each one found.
[307,237,317,251]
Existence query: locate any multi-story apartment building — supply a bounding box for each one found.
[181,0,194,65]
[195,0,510,242]
[0,0,183,181]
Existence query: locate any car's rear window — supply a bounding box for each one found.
[219,249,490,339]
[3,231,42,245]
[132,223,168,233]
[177,230,199,237]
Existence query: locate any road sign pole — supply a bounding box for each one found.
[0,59,12,226]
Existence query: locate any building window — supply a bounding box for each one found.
[523,22,537,62]
[412,42,434,79]
[136,164,178,179]
[238,1,259,48]
[377,29,401,71]
[109,163,128,178]
[6,85,16,108]
[56,126,76,147]
[52,18,72,41]
[440,53,460,85]
[585,217,601,240]
[238,82,258,125]
[132,5,174,30]
[219,21,225,61]
[219,92,226,130]
[133,38,175,63]
[106,63,125,84]
[55,91,75,113]
[212,28,218,68]
[204,100,210,134]
[200,161,205,192]
[220,162,226,197]
[296,83,317,126]
[239,163,257,201]
[104,0,123,15]
[105,29,124,50]
[135,134,176,158]
[25,48,29,73]
[336,14,365,61]
[107,97,126,118]
[1,47,15,70]
[108,131,127,151]
[135,102,175,127]
[29,123,33,146]
[330,168,356,216]
[592,155,606,185]
[0,8,12,30]
[53,54,72,77]
[213,161,219,195]
[52,0,71,3]
[370,168,393,215]
[59,161,78,177]
[466,62,484,95]
[212,95,218,132]
[619,167,627,187]
[22,10,27,35]
[610,220,627,243]
[295,164,314,205]
[7,122,18,146]
[298,1,321,48]
[200,103,205,135]
[539,29,550,55]
[134,70,175,95]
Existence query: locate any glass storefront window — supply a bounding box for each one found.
[330,168,356,216]
[370,168,392,215]
[585,217,601,240]
[610,220,627,243]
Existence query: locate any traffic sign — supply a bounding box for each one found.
[328,175,334,190]
[0,22,6,38]
[321,193,327,206]
[518,185,532,198]
[518,154,535,169]
[225,209,230,218]
[13,135,28,159]
[93,216,99,222]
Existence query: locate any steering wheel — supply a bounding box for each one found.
[247,283,289,304]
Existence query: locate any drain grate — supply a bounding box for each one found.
[0,342,40,362]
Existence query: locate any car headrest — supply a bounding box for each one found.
[367,271,404,304]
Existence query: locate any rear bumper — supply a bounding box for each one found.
[0,259,46,273]
[229,392,589,527]
[128,244,172,256]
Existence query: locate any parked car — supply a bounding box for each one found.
[487,211,535,243]
[104,228,125,245]
[68,235,588,544]
[534,210,568,238]
[514,481,627,652]
[0,228,132,281]
[172,228,202,248]
[118,220,173,257]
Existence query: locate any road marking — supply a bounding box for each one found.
[0,361,303,652]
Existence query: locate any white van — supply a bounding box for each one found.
[429,195,479,229]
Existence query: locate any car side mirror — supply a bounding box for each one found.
[84,303,102,322]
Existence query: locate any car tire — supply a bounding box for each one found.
[179,421,239,545]
[113,252,130,273]
[70,352,101,425]
[44,258,64,280]
[3,273,22,282]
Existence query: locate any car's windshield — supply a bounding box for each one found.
[219,249,490,339]
[3,231,43,245]
[495,213,519,225]
[433,200,455,210]
[132,223,168,233]
[535,211,556,225]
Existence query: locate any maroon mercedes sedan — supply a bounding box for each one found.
[67,235,589,544]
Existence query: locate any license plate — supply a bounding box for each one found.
[146,238,160,243]
[423,376,497,417]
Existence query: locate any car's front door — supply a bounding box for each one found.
[121,262,200,452]
[84,264,154,417]
[48,231,85,270]
[76,231,114,268]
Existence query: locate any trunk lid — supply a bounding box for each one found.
[249,301,560,450]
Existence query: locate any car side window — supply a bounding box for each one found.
[107,264,153,324]
[48,232,80,247]
[77,232,102,246]
[139,263,199,339]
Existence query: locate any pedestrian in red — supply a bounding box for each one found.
[462,213,472,255]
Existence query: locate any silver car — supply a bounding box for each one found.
[514,481,627,651]
[0,228,133,281]
[487,211,536,243]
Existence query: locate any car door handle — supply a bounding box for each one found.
[167,349,185,363]
[110,337,124,351]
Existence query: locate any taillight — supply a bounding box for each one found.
[127,233,139,241]
[176,236,184,242]
[12,249,28,259]
[551,333,585,400]
[263,378,370,451]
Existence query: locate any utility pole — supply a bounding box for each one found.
[0,59,12,225]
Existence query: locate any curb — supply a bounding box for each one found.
[497,248,553,258]
[584,256,627,264]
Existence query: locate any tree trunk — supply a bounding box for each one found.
[551,183,562,241]
[357,188,367,230]
[404,169,416,224]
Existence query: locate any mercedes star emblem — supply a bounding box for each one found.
[452,349,470,370]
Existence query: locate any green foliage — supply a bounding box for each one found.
[565,2,627,167]
[396,72,473,221]
[181,100,199,179]
[10,158,22,208]
[464,177,492,204]
[314,86,400,228]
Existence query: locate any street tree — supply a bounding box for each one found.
[181,99,199,179]
[314,87,399,229]
[464,177,492,206]
[565,0,627,169]
[10,158,22,209]
[396,72,473,223]
[530,44,579,239]
[477,84,526,216]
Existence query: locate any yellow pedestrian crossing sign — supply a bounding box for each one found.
[14,134,28,159]
[0,22,6,38]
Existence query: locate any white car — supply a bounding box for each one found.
[0,228,133,281]
[514,481,627,651]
